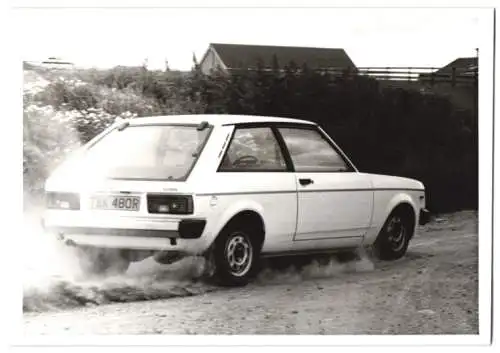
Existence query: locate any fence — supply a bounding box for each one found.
[227,66,478,87]
[349,66,478,87]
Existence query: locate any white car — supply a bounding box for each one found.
[43,114,430,286]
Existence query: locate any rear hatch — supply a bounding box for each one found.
[45,121,212,222]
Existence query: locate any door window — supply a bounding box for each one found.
[219,127,287,171]
[278,127,348,172]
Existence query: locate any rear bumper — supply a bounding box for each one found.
[42,211,208,252]
[419,208,431,225]
[44,219,206,240]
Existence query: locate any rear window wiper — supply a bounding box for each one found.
[197,121,209,131]
[114,117,130,131]
[117,120,130,131]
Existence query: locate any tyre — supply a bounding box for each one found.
[76,247,130,277]
[209,222,262,287]
[373,208,413,261]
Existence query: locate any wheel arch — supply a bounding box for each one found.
[210,201,267,250]
[382,193,419,239]
[363,192,419,246]
[390,202,417,236]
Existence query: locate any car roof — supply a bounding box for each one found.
[128,114,316,127]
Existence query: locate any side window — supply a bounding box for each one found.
[278,127,349,172]
[219,127,287,171]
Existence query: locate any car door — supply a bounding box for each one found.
[277,125,374,241]
[215,124,298,251]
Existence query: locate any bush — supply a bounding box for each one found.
[23,105,81,195]
[23,64,477,213]
[23,103,140,195]
[23,65,206,197]
[195,68,477,213]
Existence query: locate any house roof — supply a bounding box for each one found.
[436,57,478,74]
[209,43,357,70]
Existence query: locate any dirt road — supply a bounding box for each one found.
[23,211,478,335]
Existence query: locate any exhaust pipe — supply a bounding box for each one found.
[153,251,185,265]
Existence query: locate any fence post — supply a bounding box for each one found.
[451,67,457,87]
[408,67,411,82]
[343,66,352,79]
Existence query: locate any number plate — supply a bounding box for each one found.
[91,195,141,211]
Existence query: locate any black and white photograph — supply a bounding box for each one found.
[5,0,497,349]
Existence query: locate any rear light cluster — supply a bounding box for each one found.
[147,194,193,215]
[46,192,80,210]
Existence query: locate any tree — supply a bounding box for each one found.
[192,52,200,71]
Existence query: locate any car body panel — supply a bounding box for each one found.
[43,115,429,257]
[196,173,298,253]
[293,172,373,241]
[360,173,426,245]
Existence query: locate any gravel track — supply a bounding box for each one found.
[23,211,478,335]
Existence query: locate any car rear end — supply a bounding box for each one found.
[42,118,215,256]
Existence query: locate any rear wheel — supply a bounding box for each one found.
[373,209,413,261]
[208,223,262,287]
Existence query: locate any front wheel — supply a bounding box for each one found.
[373,209,413,261]
[208,225,261,287]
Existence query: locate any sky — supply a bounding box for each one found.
[14,7,486,71]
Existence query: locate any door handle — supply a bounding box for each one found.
[299,178,314,186]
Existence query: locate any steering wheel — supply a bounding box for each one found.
[233,155,259,167]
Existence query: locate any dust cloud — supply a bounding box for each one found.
[22,209,217,313]
[256,250,375,285]
[23,201,374,314]
[23,214,375,313]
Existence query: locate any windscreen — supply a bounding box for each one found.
[79,124,211,181]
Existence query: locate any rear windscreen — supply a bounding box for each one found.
[79,124,211,181]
